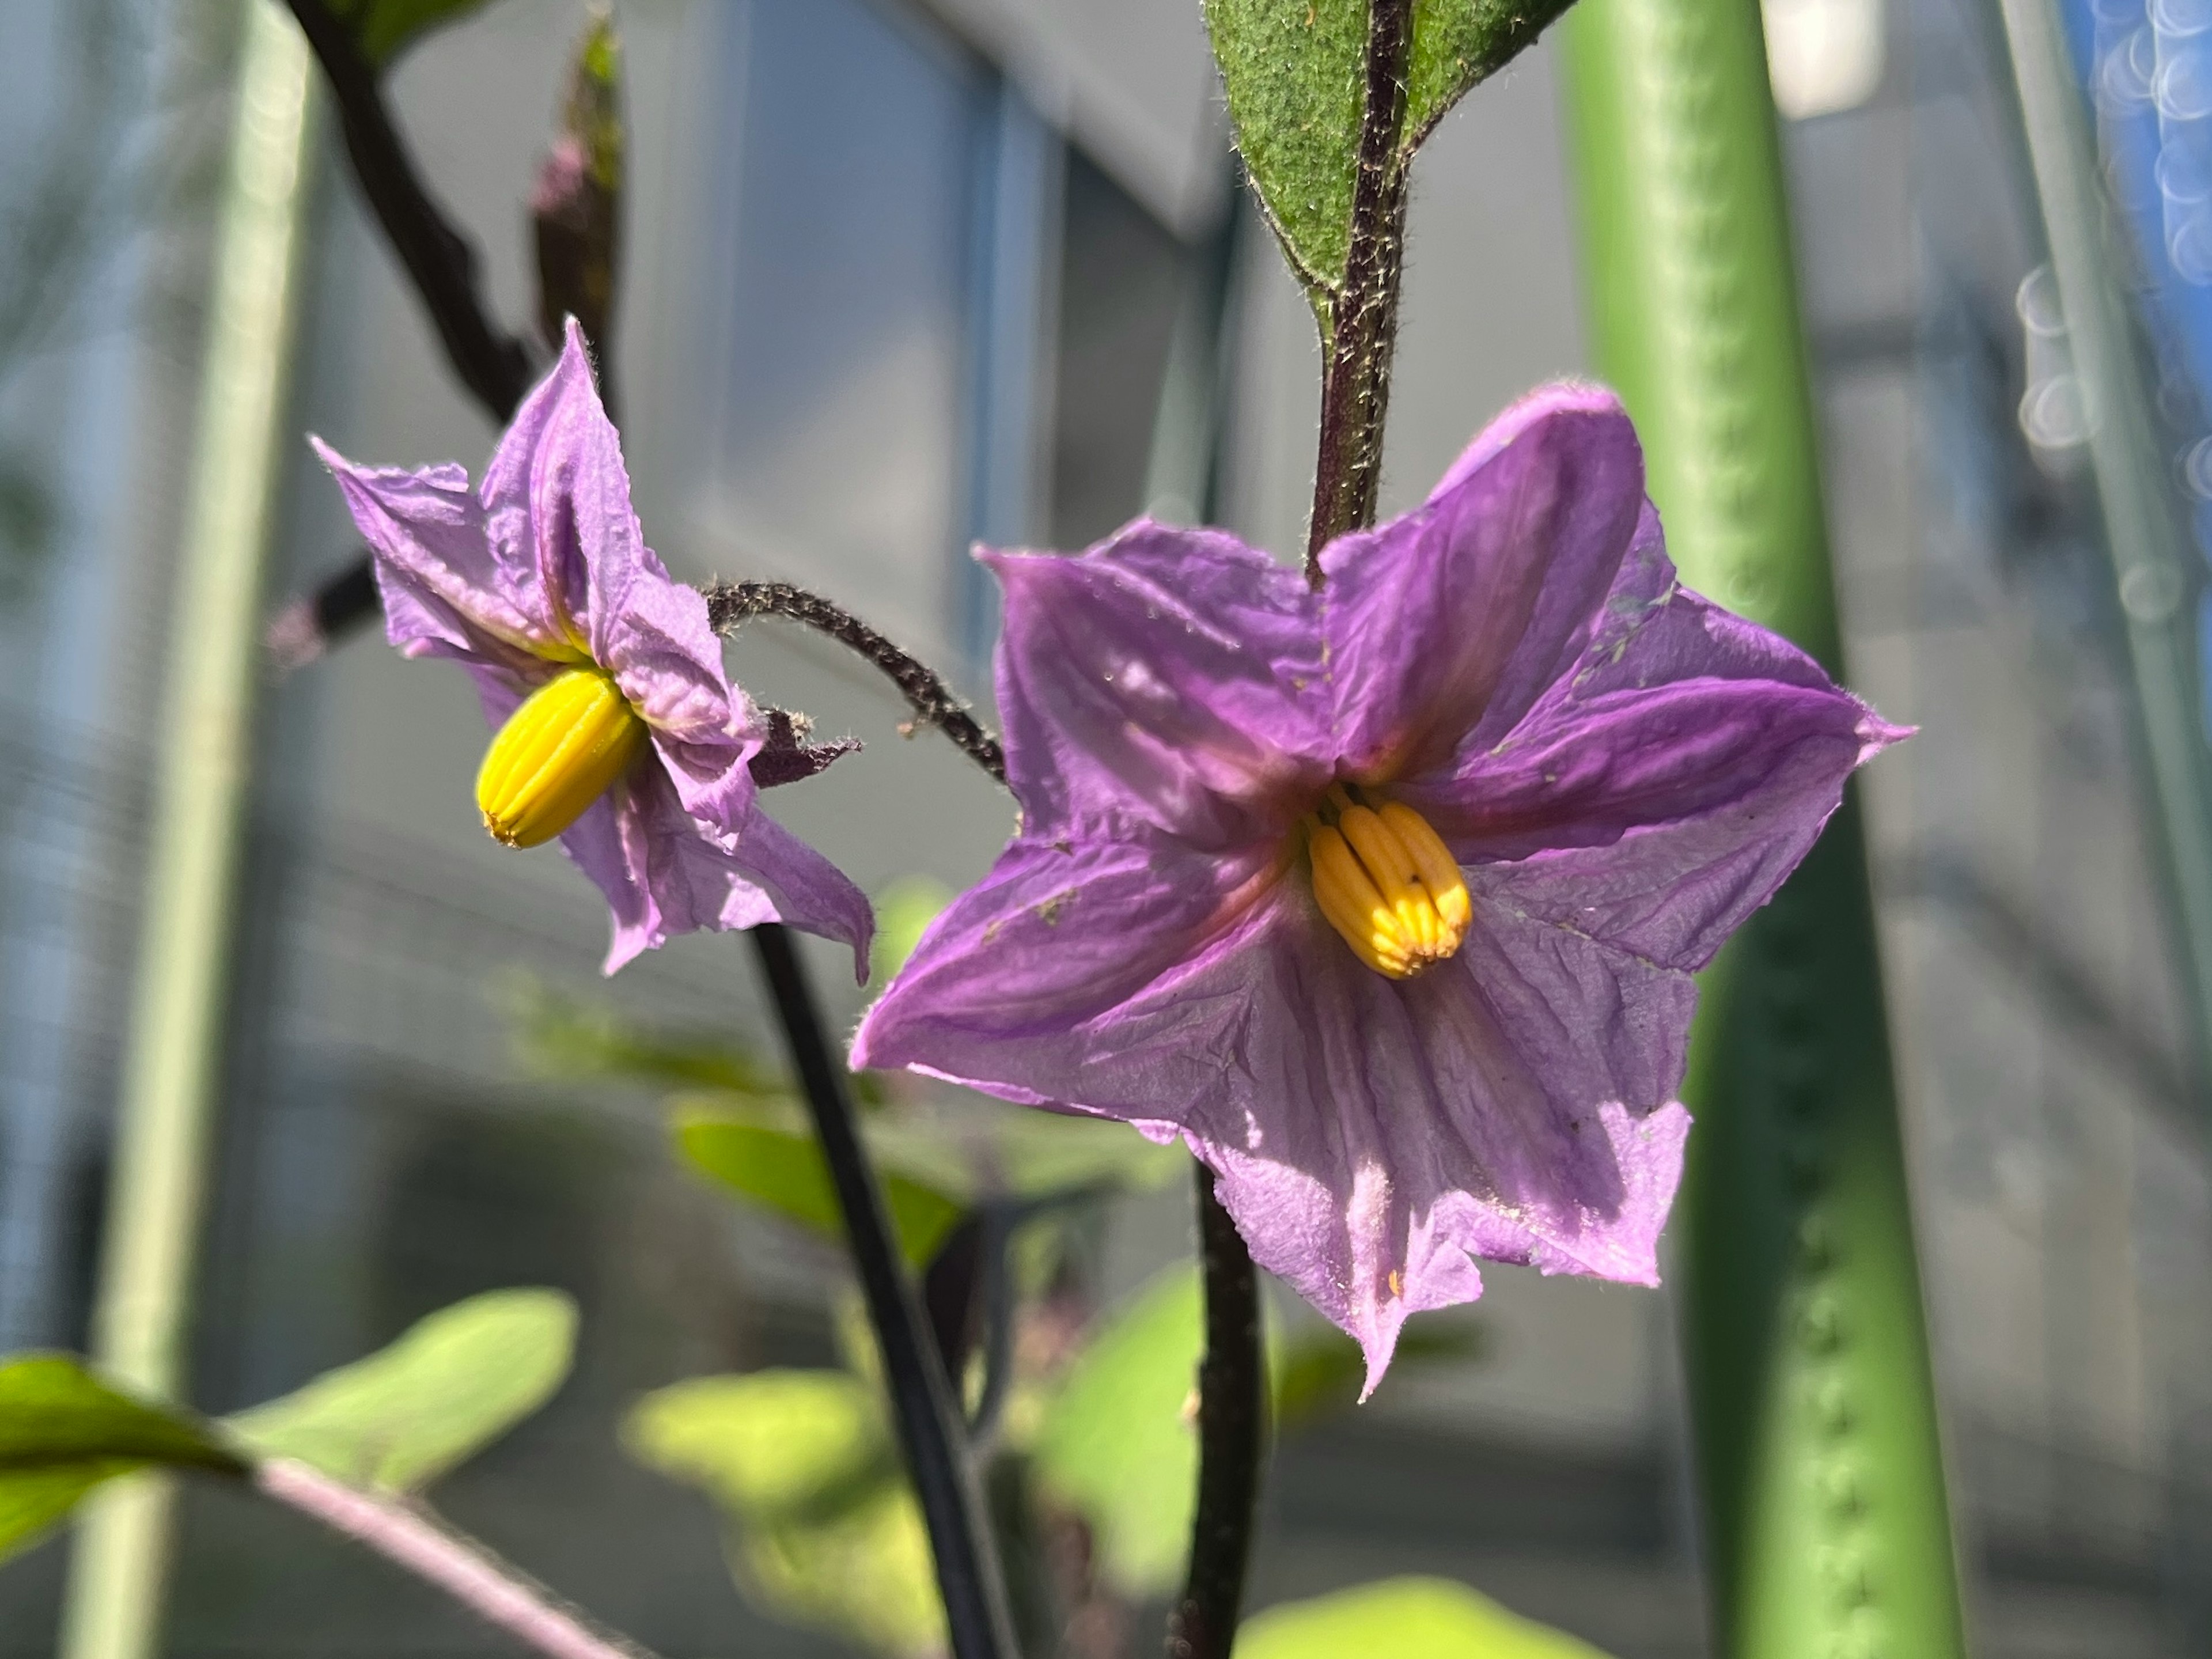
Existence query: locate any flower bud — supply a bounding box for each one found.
[477,666,647,848]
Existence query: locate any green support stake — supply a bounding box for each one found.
[58,5,316,1656]
[1559,4,1969,1657]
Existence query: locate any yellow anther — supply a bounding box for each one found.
[476,666,647,848]
[1305,796,1471,980]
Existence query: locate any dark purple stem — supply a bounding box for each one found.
[1165,1169,1267,1659]
[706,579,1006,783]
[1306,0,1414,573]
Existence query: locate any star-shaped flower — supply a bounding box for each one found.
[316,322,872,977]
[854,384,1904,1391]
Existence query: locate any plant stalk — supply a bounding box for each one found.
[1306,0,1414,570]
[1164,1169,1266,1659]
[256,1460,664,1659]
[751,924,1018,1659]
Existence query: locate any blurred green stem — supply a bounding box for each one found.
[60,5,316,1656]
[1560,1,1967,1654]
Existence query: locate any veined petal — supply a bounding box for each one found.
[1320,384,1644,782]
[851,831,1289,1079]
[988,521,1330,849]
[482,323,743,739]
[1401,507,1907,971]
[863,865,1693,1394]
[579,762,873,979]
[314,440,565,673]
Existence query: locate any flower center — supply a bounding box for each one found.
[476,666,647,848]
[1303,785,1471,980]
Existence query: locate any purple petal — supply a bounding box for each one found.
[987,521,1330,849]
[1403,507,1907,971]
[1320,384,1645,782]
[572,761,874,979]
[860,858,1694,1394]
[313,439,560,676]
[851,829,1290,1079]
[483,321,743,740]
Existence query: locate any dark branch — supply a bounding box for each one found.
[1165,1169,1267,1659]
[283,0,533,419]
[750,925,1020,1659]
[1306,0,1415,571]
[707,579,1006,785]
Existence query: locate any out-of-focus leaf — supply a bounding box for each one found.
[1204,0,1574,296]
[533,10,623,357]
[225,1289,574,1493]
[1032,1266,1204,1594]
[675,1111,964,1267]
[1272,1319,1485,1426]
[507,977,787,1097]
[0,1354,243,1563]
[1236,1575,1617,1657]
[624,1372,943,1658]
[871,875,954,983]
[325,0,493,68]
[1035,1271,1490,1590]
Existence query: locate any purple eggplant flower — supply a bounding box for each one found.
[314,321,873,978]
[853,384,1905,1392]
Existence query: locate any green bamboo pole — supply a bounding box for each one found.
[1558,5,1968,1657]
[58,5,316,1656]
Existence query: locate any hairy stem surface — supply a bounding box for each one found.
[1306,0,1414,570]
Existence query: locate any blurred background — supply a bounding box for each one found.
[1,0,2209,1653]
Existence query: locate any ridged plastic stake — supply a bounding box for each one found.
[1558,3,1969,1655]
[59,6,316,1656]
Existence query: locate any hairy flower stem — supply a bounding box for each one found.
[706,580,1006,783]
[255,1459,664,1659]
[751,924,1020,1659]
[1306,0,1414,572]
[1165,1171,1267,1659]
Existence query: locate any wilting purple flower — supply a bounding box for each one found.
[854,384,1905,1391]
[315,321,872,978]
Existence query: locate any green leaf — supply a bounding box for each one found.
[624,1372,943,1658]
[675,1111,964,1267]
[1272,1319,1485,1425]
[1032,1266,1205,1594]
[509,976,787,1097]
[1203,0,1368,292]
[1204,0,1577,294]
[1236,1576,1617,1657]
[0,1355,243,1563]
[326,0,495,69]
[871,876,955,982]
[225,1289,574,1493]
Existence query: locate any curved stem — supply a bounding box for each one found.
[750,925,1018,1659]
[1165,1168,1266,1659]
[281,0,533,418]
[255,1459,663,1659]
[707,579,1006,783]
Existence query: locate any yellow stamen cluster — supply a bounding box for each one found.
[476,666,648,848]
[1305,786,1471,980]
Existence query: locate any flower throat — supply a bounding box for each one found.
[1303,784,1471,980]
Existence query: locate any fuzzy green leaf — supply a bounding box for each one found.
[675,1112,964,1267]
[1204,0,1368,291]
[0,1354,243,1563]
[1205,0,1577,294]
[225,1289,574,1493]
[1236,1576,1617,1657]
[326,0,494,68]
[625,1372,943,1659]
